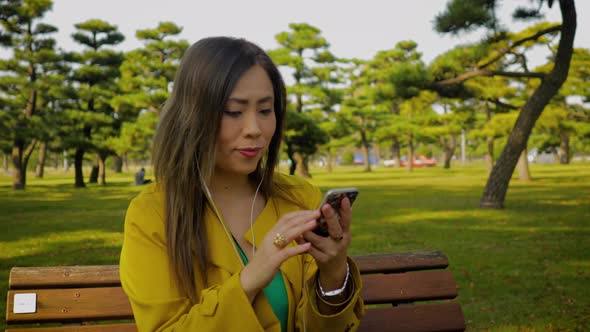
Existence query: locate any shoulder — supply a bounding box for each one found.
[125,183,165,235]
[128,183,163,211]
[272,172,323,210]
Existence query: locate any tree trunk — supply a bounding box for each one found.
[2,152,8,175]
[552,147,560,163]
[559,134,570,164]
[517,147,531,181]
[89,153,99,183]
[289,155,296,175]
[326,148,333,173]
[113,155,123,173]
[54,151,59,170]
[361,131,371,172]
[407,136,414,173]
[294,152,310,178]
[461,129,466,164]
[285,142,297,175]
[63,150,69,173]
[480,0,576,208]
[361,144,371,172]
[98,153,107,186]
[373,143,380,167]
[12,142,25,190]
[35,141,47,178]
[12,139,38,190]
[300,154,312,178]
[74,147,85,188]
[443,135,457,169]
[11,45,38,190]
[391,137,402,168]
[89,165,99,183]
[303,155,311,178]
[123,152,129,172]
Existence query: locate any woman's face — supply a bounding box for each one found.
[215,64,277,177]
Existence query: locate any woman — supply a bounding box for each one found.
[120,37,364,332]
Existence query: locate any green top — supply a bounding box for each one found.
[235,241,289,332]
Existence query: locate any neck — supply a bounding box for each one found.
[209,170,255,199]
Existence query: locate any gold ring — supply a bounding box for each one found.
[273,233,287,248]
[331,233,344,241]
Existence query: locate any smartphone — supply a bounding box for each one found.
[313,187,359,237]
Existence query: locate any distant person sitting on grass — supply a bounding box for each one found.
[134,168,152,185]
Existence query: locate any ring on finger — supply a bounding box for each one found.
[331,233,344,241]
[273,233,287,248]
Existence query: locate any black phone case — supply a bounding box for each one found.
[313,191,358,237]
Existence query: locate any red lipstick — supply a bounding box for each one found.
[238,148,261,158]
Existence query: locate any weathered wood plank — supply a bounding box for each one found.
[5,323,137,332]
[6,288,133,324]
[354,251,449,274]
[8,252,448,289]
[361,270,458,304]
[9,266,120,290]
[359,303,465,332]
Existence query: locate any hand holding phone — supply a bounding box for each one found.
[313,187,359,237]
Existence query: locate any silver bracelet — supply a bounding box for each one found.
[317,262,350,297]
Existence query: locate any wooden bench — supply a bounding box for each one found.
[5,251,465,331]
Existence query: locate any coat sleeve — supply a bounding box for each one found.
[295,255,365,332]
[294,179,366,331]
[120,195,270,332]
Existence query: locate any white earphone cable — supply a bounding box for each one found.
[250,176,264,257]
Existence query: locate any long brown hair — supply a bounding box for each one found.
[152,37,287,303]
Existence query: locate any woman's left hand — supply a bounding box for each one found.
[297,196,352,290]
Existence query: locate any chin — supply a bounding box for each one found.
[225,162,260,177]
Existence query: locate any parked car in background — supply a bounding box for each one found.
[384,154,437,168]
[403,154,437,167]
[383,159,397,167]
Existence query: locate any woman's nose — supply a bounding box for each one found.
[243,110,262,137]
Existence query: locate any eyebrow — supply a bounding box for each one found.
[227,96,274,105]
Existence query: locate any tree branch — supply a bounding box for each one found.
[488,98,522,110]
[479,25,562,69]
[24,139,38,160]
[435,69,545,86]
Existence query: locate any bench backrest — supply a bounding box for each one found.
[5,251,465,331]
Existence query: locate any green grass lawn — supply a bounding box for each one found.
[1,163,589,331]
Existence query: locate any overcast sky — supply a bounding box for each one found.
[4,0,589,68]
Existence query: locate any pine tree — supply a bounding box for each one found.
[434,0,577,208]
[268,23,334,177]
[66,19,123,187]
[0,0,59,189]
[110,22,187,171]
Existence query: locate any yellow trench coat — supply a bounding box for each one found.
[120,173,365,332]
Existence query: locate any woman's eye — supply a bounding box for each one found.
[259,109,273,115]
[224,110,242,117]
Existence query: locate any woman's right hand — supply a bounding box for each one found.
[239,209,320,303]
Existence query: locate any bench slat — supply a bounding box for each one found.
[354,251,448,274]
[359,303,465,332]
[5,302,466,332]
[8,251,447,289]
[361,270,458,304]
[6,288,133,324]
[9,266,121,290]
[5,324,137,332]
